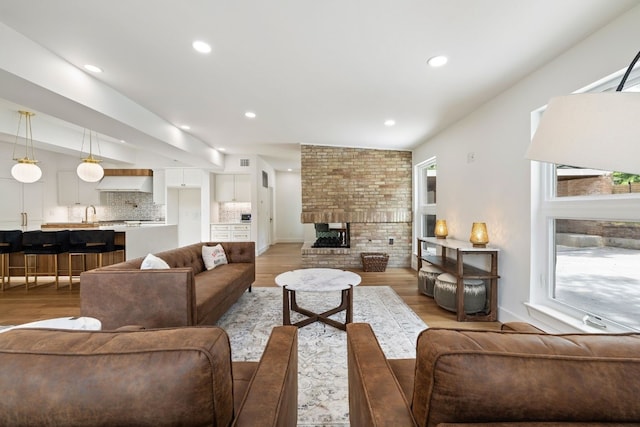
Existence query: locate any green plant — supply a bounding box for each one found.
[612,172,640,185]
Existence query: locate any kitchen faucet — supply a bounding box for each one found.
[84,205,96,223]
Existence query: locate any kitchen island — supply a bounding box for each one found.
[104,224,178,260]
[41,223,178,261]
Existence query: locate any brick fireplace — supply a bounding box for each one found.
[301,145,412,268]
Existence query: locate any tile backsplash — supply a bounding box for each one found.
[218,202,252,223]
[68,192,165,222]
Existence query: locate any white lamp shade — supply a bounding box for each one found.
[11,161,42,183]
[77,161,104,182]
[526,92,640,174]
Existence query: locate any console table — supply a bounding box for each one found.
[417,237,500,321]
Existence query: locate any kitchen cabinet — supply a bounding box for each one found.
[231,224,251,241]
[153,169,166,204]
[0,177,44,230]
[210,223,251,242]
[166,168,202,188]
[215,174,250,202]
[417,237,499,322]
[57,170,100,206]
[210,224,231,241]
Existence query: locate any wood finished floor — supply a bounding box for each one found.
[0,242,501,330]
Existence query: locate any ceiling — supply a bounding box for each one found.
[0,0,638,171]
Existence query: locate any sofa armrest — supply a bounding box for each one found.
[346,323,416,427]
[80,268,197,329]
[234,326,298,427]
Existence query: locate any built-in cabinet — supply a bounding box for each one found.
[215,174,250,202]
[210,223,251,241]
[0,178,44,230]
[57,170,100,206]
[165,168,202,188]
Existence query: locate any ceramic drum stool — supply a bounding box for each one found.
[418,263,443,297]
[434,272,487,314]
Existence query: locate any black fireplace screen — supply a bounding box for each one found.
[312,223,350,248]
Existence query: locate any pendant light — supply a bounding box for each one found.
[11,110,42,184]
[527,50,640,174]
[77,129,104,182]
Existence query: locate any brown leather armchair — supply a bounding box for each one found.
[347,322,640,426]
[0,325,298,427]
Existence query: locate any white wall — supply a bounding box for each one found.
[412,5,640,327]
[0,141,82,223]
[275,171,304,243]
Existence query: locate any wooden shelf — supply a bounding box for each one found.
[418,237,500,322]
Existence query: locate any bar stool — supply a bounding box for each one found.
[22,230,70,290]
[0,230,23,291]
[110,230,126,263]
[68,230,114,289]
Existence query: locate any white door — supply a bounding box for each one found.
[177,188,201,247]
[258,183,272,252]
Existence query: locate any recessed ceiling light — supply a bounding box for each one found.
[84,64,103,73]
[180,125,191,130]
[219,147,226,151]
[427,55,448,67]
[384,119,396,127]
[245,111,256,119]
[192,40,212,54]
[120,140,126,143]
[287,168,293,172]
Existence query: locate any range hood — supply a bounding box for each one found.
[96,169,153,192]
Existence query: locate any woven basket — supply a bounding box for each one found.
[361,252,389,272]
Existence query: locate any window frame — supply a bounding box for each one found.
[528,67,640,333]
[415,157,437,239]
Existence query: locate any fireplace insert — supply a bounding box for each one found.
[312,223,350,248]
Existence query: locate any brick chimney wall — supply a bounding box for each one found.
[301,145,413,268]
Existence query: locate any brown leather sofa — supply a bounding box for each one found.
[347,322,640,426]
[0,325,297,427]
[80,241,255,329]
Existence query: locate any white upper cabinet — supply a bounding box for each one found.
[166,168,202,188]
[234,174,251,201]
[57,170,100,206]
[215,174,250,202]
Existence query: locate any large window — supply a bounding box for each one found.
[531,68,640,332]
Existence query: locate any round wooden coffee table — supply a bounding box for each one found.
[275,268,361,331]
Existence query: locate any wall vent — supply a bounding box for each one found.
[240,158,250,167]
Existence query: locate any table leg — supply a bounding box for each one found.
[284,286,355,331]
[346,285,353,324]
[282,286,291,326]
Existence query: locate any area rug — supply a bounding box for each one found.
[216,285,427,427]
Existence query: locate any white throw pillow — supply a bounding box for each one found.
[140,253,170,270]
[202,244,228,270]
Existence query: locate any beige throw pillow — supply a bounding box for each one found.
[202,244,228,270]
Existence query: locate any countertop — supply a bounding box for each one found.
[210,222,252,225]
[42,221,169,231]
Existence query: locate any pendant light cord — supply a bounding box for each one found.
[616,50,640,92]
